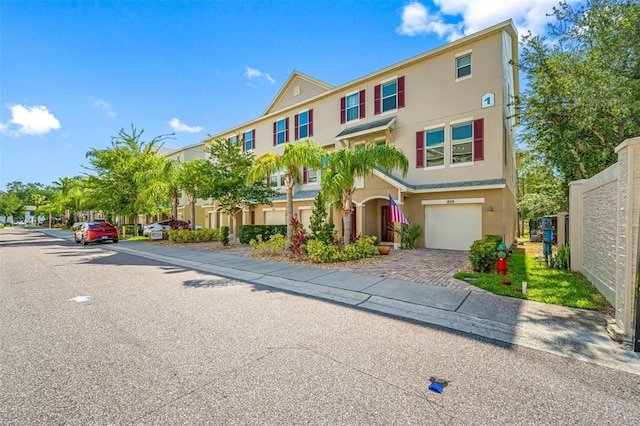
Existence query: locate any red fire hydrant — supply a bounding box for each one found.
[496,242,509,275]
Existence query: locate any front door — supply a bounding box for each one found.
[381,206,394,242]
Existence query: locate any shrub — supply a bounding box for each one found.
[167,228,220,243]
[250,233,287,256]
[220,226,230,246]
[307,235,377,263]
[238,224,287,244]
[469,237,499,273]
[307,240,345,263]
[393,222,422,249]
[551,244,571,270]
[289,217,308,256]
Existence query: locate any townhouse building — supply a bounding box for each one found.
[167,20,519,250]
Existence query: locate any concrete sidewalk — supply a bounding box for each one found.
[42,229,640,374]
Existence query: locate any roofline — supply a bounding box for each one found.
[202,19,518,145]
[262,70,334,116]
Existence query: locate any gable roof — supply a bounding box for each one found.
[262,70,333,116]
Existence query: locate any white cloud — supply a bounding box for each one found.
[168,118,203,133]
[245,67,275,84]
[91,98,116,117]
[1,104,61,136]
[398,0,580,40]
[396,1,463,41]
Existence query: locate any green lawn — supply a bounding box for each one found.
[453,253,611,311]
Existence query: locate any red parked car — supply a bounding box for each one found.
[74,222,119,245]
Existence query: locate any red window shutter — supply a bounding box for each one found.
[340,97,346,124]
[303,167,308,184]
[294,114,299,140]
[308,109,313,137]
[398,76,405,108]
[374,85,381,115]
[416,131,424,168]
[273,122,277,146]
[473,118,484,161]
[252,129,256,149]
[285,117,289,143]
[359,90,366,119]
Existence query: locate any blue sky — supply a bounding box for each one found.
[0,0,574,189]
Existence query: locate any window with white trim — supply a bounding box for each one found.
[244,130,254,151]
[425,128,445,167]
[456,54,471,79]
[346,92,360,122]
[381,80,397,112]
[229,135,238,147]
[298,110,309,139]
[306,169,319,184]
[451,123,473,164]
[269,168,286,188]
[275,118,287,145]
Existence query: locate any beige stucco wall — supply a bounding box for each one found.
[570,137,640,336]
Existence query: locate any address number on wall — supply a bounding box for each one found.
[447,200,455,204]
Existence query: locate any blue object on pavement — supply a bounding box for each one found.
[428,383,443,393]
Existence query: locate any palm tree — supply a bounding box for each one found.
[177,158,213,229]
[322,144,408,243]
[249,139,325,241]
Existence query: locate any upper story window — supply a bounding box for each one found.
[416,119,483,168]
[303,167,320,184]
[382,81,397,112]
[451,123,472,164]
[374,76,404,115]
[295,109,313,140]
[243,129,255,151]
[426,128,445,167]
[340,91,365,124]
[273,118,289,146]
[456,54,472,79]
[229,135,238,147]
[269,168,286,188]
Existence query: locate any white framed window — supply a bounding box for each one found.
[451,122,473,164]
[244,130,254,151]
[270,168,286,188]
[381,80,397,112]
[298,110,309,139]
[426,128,445,167]
[456,54,472,79]
[306,169,319,184]
[229,135,238,147]
[346,92,360,122]
[276,118,287,145]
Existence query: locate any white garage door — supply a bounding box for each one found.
[264,210,285,225]
[299,210,312,231]
[425,204,482,250]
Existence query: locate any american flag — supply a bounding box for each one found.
[389,195,409,224]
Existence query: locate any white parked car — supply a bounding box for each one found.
[142,220,202,236]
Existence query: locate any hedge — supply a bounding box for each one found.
[238,224,287,244]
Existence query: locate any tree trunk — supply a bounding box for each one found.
[285,174,294,242]
[342,190,352,243]
[190,201,196,230]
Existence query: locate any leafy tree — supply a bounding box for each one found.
[517,0,640,185]
[321,144,408,243]
[249,139,325,241]
[517,151,567,236]
[0,192,24,221]
[85,126,173,221]
[201,138,277,244]
[177,158,213,229]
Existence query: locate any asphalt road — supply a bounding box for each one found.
[1,227,639,425]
